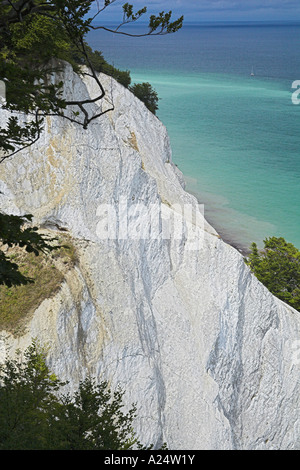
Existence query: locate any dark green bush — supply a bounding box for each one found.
[246,236,300,311]
[129,82,159,114]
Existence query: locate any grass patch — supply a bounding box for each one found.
[0,233,77,334]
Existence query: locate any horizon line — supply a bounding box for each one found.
[92,19,300,25]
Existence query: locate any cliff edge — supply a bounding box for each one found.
[0,63,299,450]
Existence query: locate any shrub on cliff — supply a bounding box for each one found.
[0,341,148,450]
[129,82,159,115]
[70,42,132,89]
[0,214,58,288]
[246,237,300,311]
[0,231,77,334]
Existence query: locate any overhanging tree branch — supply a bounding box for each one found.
[0,1,183,159]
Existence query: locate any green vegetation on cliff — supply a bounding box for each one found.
[129,82,159,115]
[0,341,154,450]
[246,237,300,312]
[0,233,77,334]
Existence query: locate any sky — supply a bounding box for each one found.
[91,0,300,23]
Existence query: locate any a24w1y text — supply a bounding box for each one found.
[104,453,196,467]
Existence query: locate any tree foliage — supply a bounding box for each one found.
[74,42,132,88]
[0,0,183,159]
[129,82,159,115]
[0,341,148,450]
[0,213,57,286]
[246,237,300,311]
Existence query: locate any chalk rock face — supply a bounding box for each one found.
[0,63,299,450]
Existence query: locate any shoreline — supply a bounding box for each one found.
[188,189,251,257]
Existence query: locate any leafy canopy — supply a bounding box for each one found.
[130,82,159,115]
[0,340,152,450]
[0,213,58,287]
[0,0,183,159]
[246,237,300,311]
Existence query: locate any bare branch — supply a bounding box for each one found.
[89,0,117,22]
[0,109,43,163]
[90,24,172,37]
[0,1,183,160]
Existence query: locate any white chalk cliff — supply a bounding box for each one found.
[0,63,299,450]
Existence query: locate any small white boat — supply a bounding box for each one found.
[251,66,255,76]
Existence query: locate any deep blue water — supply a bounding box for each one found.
[87,22,300,251]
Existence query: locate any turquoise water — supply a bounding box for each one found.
[87,23,300,251]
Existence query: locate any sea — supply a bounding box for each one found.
[87,21,300,253]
